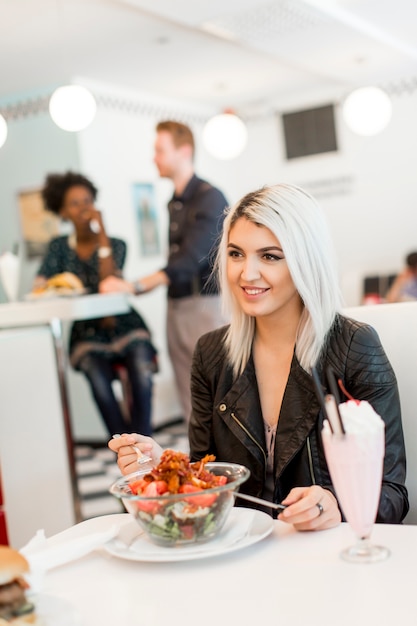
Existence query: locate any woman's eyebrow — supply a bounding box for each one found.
[227,242,283,253]
[257,246,283,253]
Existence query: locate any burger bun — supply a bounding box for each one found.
[0,547,28,586]
[46,272,84,291]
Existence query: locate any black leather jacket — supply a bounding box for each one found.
[189,314,409,523]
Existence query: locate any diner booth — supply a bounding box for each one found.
[343,302,417,524]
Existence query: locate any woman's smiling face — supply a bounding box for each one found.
[226,217,302,321]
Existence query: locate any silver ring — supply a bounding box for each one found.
[316,502,324,517]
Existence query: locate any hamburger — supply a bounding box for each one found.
[0,546,38,624]
[32,271,84,295]
[45,272,84,292]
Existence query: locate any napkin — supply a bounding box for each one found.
[20,525,118,591]
[0,251,20,301]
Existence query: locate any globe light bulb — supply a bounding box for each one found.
[49,85,97,132]
[203,112,248,160]
[342,86,392,136]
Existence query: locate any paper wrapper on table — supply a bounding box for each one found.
[19,525,118,592]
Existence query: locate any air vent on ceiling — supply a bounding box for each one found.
[281,103,338,159]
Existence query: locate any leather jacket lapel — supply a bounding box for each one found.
[275,355,321,477]
[216,356,266,463]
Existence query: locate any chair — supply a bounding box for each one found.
[344,301,417,524]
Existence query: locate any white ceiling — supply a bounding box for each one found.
[2,0,417,115]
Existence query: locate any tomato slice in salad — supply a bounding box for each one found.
[143,481,169,496]
[179,484,218,507]
[128,478,149,495]
[180,524,195,540]
[133,480,169,514]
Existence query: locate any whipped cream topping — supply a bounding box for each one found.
[339,400,384,434]
[322,399,384,435]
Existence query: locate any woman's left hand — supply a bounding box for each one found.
[278,485,341,531]
[99,275,133,294]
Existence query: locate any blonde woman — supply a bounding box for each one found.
[110,184,408,531]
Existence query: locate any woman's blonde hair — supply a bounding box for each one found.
[215,183,342,377]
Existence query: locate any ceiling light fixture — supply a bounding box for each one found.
[49,85,97,132]
[203,111,248,160]
[0,114,8,148]
[342,86,392,136]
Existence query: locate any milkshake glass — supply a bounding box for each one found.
[322,399,390,563]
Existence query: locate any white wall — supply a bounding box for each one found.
[0,113,80,298]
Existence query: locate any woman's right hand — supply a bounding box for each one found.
[88,207,106,235]
[108,433,163,475]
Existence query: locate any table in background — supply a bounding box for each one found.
[0,294,130,548]
[41,515,417,626]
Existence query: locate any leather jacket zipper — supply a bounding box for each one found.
[307,436,316,485]
[231,412,316,487]
[231,412,267,466]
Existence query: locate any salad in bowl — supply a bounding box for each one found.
[109,450,250,546]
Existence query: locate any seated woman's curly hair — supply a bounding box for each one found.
[42,171,98,214]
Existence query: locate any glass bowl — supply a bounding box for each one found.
[109,462,250,547]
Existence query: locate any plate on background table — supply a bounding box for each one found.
[25,288,87,300]
[103,507,273,563]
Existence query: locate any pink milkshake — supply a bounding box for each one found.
[322,399,389,561]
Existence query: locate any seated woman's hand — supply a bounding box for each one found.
[99,275,133,294]
[108,433,163,475]
[277,485,341,531]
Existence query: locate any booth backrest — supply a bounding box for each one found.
[344,302,417,524]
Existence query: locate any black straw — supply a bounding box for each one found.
[311,366,334,433]
[326,366,346,435]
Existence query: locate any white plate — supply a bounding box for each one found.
[25,288,86,300]
[103,508,273,563]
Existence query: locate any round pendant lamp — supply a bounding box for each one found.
[49,85,97,132]
[342,86,392,136]
[203,112,248,160]
[0,114,8,148]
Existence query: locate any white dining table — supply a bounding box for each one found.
[33,512,417,626]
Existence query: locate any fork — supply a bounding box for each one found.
[112,434,153,465]
[233,491,287,511]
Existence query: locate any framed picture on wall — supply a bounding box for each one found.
[17,187,60,259]
[132,182,160,256]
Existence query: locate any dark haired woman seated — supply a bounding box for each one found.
[34,171,157,437]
